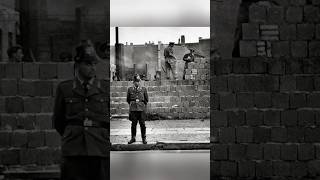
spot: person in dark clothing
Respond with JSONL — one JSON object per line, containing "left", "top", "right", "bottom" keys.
{"left": 182, "top": 48, "right": 204, "bottom": 80}
{"left": 127, "top": 74, "right": 149, "bottom": 144}
{"left": 53, "top": 44, "right": 109, "bottom": 180}
{"left": 164, "top": 42, "right": 177, "bottom": 80}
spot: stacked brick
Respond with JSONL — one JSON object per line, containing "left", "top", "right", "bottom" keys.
{"left": 212, "top": 0, "right": 320, "bottom": 177}
{"left": 211, "top": 56, "right": 320, "bottom": 179}
{"left": 111, "top": 80, "right": 210, "bottom": 119}
{"left": 184, "top": 58, "right": 210, "bottom": 80}
{"left": 0, "top": 62, "right": 107, "bottom": 171}
{"left": 240, "top": 1, "right": 320, "bottom": 58}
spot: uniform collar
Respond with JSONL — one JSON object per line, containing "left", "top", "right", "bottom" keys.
{"left": 73, "top": 76, "right": 100, "bottom": 97}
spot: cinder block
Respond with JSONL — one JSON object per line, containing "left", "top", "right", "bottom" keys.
{"left": 290, "top": 93, "right": 307, "bottom": 108}
{"left": 18, "top": 80, "right": 35, "bottom": 96}
{"left": 236, "top": 127, "right": 253, "bottom": 143}
{"left": 246, "top": 110, "right": 264, "bottom": 126}
{"left": 309, "top": 41, "right": 320, "bottom": 57}
{"left": 0, "top": 79, "right": 18, "bottom": 96}
{"left": 220, "top": 93, "right": 236, "bottom": 109}
{"left": 39, "top": 64, "right": 57, "bottom": 79}
{"left": 212, "top": 76, "right": 228, "bottom": 92}
{"left": 0, "top": 98, "right": 4, "bottom": 113}
{"left": 0, "top": 64, "right": 5, "bottom": 78}
{"left": 220, "top": 161, "right": 237, "bottom": 177}
{"left": 227, "top": 110, "right": 245, "bottom": 126}
{"left": 305, "top": 127, "right": 320, "bottom": 142}
{"left": 304, "top": 5, "right": 320, "bottom": 23}
{"left": 11, "top": 131, "right": 28, "bottom": 147}
{"left": 23, "top": 63, "right": 39, "bottom": 79}
{"left": 237, "top": 93, "right": 254, "bottom": 108}
{"left": 40, "top": 97, "right": 54, "bottom": 112}
{"left": 28, "top": 131, "right": 45, "bottom": 148}
{"left": 271, "top": 127, "right": 287, "bottom": 142}
{"left": 316, "top": 24, "right": 320, "bottom": 39}
{"left": 45, "top": 131, "right": 60, "bottom": 147}
{"left": 292, "top": 162, "right": 308, "bottom": 177}
{"left": 57, "top": 63, "right": 74, "bottom": 79}
{"left": 296, "top": 76, "right": 314, "bottom": 91}
{"left": 308, "top": 160, "right": 320, "bottom": 177}
{"left": 281, "top": 110, "right": 298, "bottom": 127}
{"left": 273, "top": 161, "right": 291, "bottom": 176}
{"left": 35, "top": 81, "right": 53, "bottom": 97}
{"left": 249, "top": 57, "right": 267, "bottom": 73}
{"left": 268, "top": 7, "right": 284, "bottom": 24}
{"left": 249, "top": 4, "right": 267, "bottom": 23}
{"left": 1, "top": 149, "right": 20, "bottom": 165}
{"left": 285, "top": 58, "right": 302, "bottom": 74}
{"left": 308, "top": 93, "right": 320, "bottom": 108}
{"left": 288, "top": 127, "right": 305, "bottom": 142}
{"left": 240, "top": 41, "right": 257, "bottom": 57}
{"left": 246, "top": 144, "right": 262, "bottom": 160}
{"left": 280, "top": 24, "right": 296, "bottom": 40}
{"left": 281, "top": 144, "right": 297, "bottom": 160}
{"left": 264, "top": 143, "right": 281, "bottom": 160}
{"left": 256, "top": 161, "right": 273, "bottom": 177}
{"left": 212, "top": 144, "right": 228, "bottom": 160}
{"left": 286, "top": 6, "right": 303, "bottom": 23}
{"left": 316, "top": 145, "right": 320, "bottom": 159}
{"left": 253, "top": 127, "right": 270, "bottom": 143}
{"left": 254, "top": 93, "right": 272, "bottom": 108}
{"left": 214, "top": 59, "right": 232, "bottom": 75}
{"left": 238, "top": 161, "right": 255, "bottom": 177}
{"left": 233, "top": 58, "right": 250, "bottom": 74}
{"left": 212, "top": 111, "right": 227, "bottom": 127}
{"left": 0, "top": 132, "right": 11, "bottom": 148}
{"left": 35, "top": 114, "right": 52, "bottom": 129}
{"left": 5, "top": 63, "right": 22, "bottom": 78}
{"left": 298, "top": 110, "right": 315, "bottom": 126}
{"left": 219, "top": 127, "right": 235, "bottom": 143}
{"left": 271, "top": 93, "right": 289, "bottom": 109}
{"left": 272, "top": 41, "right": 290, "bottom": 58}
{"left": 23, "top": 97, "right": 41, "bottom": 113}
{"left": 16, "top": 115, "right": 35, "bottom": 130}
{"left": 5, "top": 97, "right": 24, "bottom": 113}
{"left": 19, "top": 148, "right": 38, "bottom": 165}
{"left": 297, "top": 24, "right": 315, "bottom": 40}
{"left": 268, "top": 59, "right": 285, "bottom": 74}
{"left": 242, "top": 23, "right": 260, "bottom": 40}
{"left": 280, "top": 76, "right": 296, "bottom": 91}
{"left": 298, "top": 144, "right": 314, "bottom": 160}
{"left": 290, "top": 0, "right": 306, "bottom": 5}
{"left": 264, "top": 110, "right": 280, "bottom": 126}
{"left": 291, "top": 41, "right": 308, "bottom": 57}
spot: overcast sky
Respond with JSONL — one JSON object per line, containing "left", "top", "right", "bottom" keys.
{"left": 110, "top": 27, "right": 210, "bottom": 45}
{"left": 110, "top": 0, "right": 209, "bottom": 26}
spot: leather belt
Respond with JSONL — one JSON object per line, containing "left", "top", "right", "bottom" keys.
{"left": 67, "top": 119, "right": 108, "bottom": 129}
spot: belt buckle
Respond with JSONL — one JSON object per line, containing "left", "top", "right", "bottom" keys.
{"left": 84, "top": 119, "right": 93, "bottom": 127}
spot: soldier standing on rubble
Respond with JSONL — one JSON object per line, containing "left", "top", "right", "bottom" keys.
{"left": 164, "top": 42, "right": 177, "bottom": 80}
{"left": 53, "top": 44, "right": 109, "bottom": 180}
{"left": 182, "top": 48, "right": 204, "bottom": 80}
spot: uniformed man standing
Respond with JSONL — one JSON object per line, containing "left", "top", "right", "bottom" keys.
{"left": 127, "top": 74, "right": 149, "bottom": 144}
{"left": 53, "top": 45, "right": 109, "bottom": 180}
{"left": 182, "top": 48, "right": 204, "bottom": 80}
{"left": 164, "top": 42, "right": 177, "bottom": 80}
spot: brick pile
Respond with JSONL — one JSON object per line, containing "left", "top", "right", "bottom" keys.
{"left": 240, "top": 1, "right": 320, "bottom": 58}
{"left": 184, "top": 58, "right": 210, "bottom": 80}
{"left": 0, "top": 61, "right": 107, "bottom": 171}
{"left": 212, "top": 0, "right": 320, "bottom": 178}
{"left": 111, "top": 80, "right": 210, "bottom": 119}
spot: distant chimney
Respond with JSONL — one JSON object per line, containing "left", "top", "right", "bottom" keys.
{"left": 181, "top": 35, "right": 185, "bottom": 44}
{"left": 199, "top": 37, "right": 203, "bottom": 40}
{"left": 126, "top": 42, "right": 128, "bottom": 45}
{"left": 178, "top": 38, "right": 180, "bottom": 44}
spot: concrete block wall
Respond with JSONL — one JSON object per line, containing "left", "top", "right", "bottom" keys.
{"left": 184, "top": 57, "right": 210, "bottom": 80}
{"left": 211, "top": 1, "right": 320, "bottom": 179}
{"left": 0, "top": 61, "right": 108, "bottom": 171}
{"left": 111, "top": 79, "right": 210, "bottom": 120}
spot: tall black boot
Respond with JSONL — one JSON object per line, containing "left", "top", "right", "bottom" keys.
{"left": 140, "top": 123, "right": 147, "bottom": 144}
{"left": 128, "top": 125, "right": 136, "bottom": 144}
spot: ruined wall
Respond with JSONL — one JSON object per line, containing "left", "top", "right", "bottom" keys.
{"left": 110, "top": 79, "right": 210, "bottom": 120}
{"left": 211, "top": 0, "right": 320, "bottom": 179}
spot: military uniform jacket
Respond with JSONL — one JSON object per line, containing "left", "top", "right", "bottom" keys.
{"left": 53, "top": 78, "right": 109, "bottom": 157}
{"left": 164, "top": 46, "right": 176, "bottom": 62}
{"left": 127, "top": 86, "right": 148, "bottom": 112}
